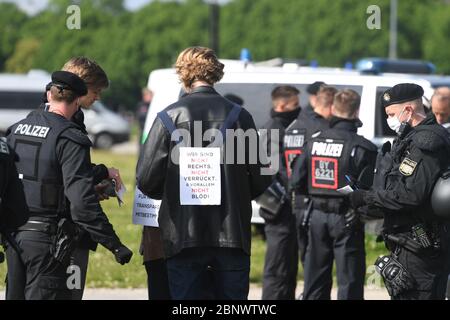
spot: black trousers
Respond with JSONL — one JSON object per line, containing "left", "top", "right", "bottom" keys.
{"left": 295, "top": 208, "right": 308, "bottom": 267}
{"left": 6, "top": 230, "right": 71, "bottom": 300}
{"left": 144, "top": 259, "right": 171, "bottom": 300}
{"left": 69, "top": 247, "right": 90, "bottom": 300}
{"left": 166, "top": 247, "right": 250, "bottom": 300}
{"left": 389, "top": 234, "right": 450, "bottom": 300}
{"left": 303, "top": 209, "right": 366, "bottom": 300}
{"left": 262, "top": 202, "right": 298, "bottom": 300}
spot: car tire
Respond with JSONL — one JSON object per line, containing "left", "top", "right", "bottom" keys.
{"left": 95, "top": 133, "right": 114, "bottom": 149}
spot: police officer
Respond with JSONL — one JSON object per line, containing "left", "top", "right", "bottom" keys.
{"left": 306, "top": 81, "right": 325, "bottom": 111}
{"left": 5, "top": 71, "right": 132, "bottom": 300}
{"left": 430, "top": 87, "right": 450, "bottom": 138}
{"left": 348, "top": 83, "right": 450, "bottom": 300}
{"left": 260, "top": 86, "right": 300, "bottom": 300}
{"left": 431, "top": 87, "right": 450, "bottom": 126}
{"left": 137, "top": 47, "right": 271, "bottom": 300}
{"left": 0, "top": 138, "right": 28, "bottom": 264}
{"left": 285, "top": 85, "right": 335, "bottom": 267}
{"left": 291, "top": 89, "right": 377, "bottom": 300}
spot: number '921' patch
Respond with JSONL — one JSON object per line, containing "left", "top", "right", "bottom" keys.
{"left": 399, "top": 158, "right": 418, "bottom": 176}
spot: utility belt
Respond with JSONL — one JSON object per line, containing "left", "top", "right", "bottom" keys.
{"left": 17, "top": 219, "right": 58, "bottom": 235}
{"left": 311, "top": 197, "right": 347, "bottom": 214}
{"left": 383, "top": 223, "right": 448, "bottom": 257}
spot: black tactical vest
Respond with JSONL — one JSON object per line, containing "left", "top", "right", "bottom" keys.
{"left": 7, "top": 109, "right": 79, "bottom": 217}
{"left": 0, "top": 139, "right": 11, "bottom": 212}
{"left": 283, "top": 110, "right": 328, "bottom": 178}
{"left": 283, "top": 119, "right": 307, "bottom": 178}
{"left": 307, "top": 128, "right": 367, "bottom": 197}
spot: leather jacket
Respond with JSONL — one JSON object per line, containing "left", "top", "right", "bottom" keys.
{"left": 137, "top": 86, "right": 272, "bottom": 258}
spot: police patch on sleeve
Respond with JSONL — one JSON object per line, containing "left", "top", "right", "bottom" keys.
{"left": 399, "top": 158, "right": 418, "bottom": 176}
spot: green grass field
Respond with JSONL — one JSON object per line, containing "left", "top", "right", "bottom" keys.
{"left": 0, "top": 148, "right": 388, "bottom": 289}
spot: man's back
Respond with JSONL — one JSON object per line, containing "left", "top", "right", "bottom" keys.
{"left": 137, "top": 86, "right": 271, "bottom": 258}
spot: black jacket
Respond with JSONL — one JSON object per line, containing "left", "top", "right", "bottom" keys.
{"left": 261, "top": 108, "right": 300, "bottom": 189}
{"left": 36, "top": 106, "right": 108, "bottom": 250}
{"left": 7, "top": 110, "right": 122, "bottom": 252}
{"left": 292, "top": 104, "right": 329, "bottom": 136}
{"left": 291, "top": 117, "right": 378, "bottom": 212}
{"left": 38, "top": 105, "right": 109, "bottom": 184}
{"left": 137, "top": 86, "right": 272, "bottom": 258}
{"left": 363, "top": 113, "right": 450, "bottom": 230}
{"left": 0, "top": 140, "right": 28, "bottom": 232}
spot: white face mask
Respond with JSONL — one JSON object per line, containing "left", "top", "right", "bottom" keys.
{"left": 387, "top": 115, "right": 402, "bottom": 133}
{"left": 387, "top": 108, "right": 410, "bottom": 133}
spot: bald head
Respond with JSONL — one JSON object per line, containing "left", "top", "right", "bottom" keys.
{"left": 431, "top": 87, "right": 450, "bottom": 124}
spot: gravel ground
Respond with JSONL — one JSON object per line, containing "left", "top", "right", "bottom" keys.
{"left": 0, "top": 283, "right": 389, "bottom": 300}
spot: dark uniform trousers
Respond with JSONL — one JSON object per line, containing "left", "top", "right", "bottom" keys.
{"left": 294, "top": 199, "right": 308, "bottom": 266}
{"left": 6, "top": 230, "right": 71, "bottom": 300}
{"left": 392, "top": 247, "right": 449, "bottom": 300}
{"left": 303, "top": 208, "right": 366, "bottom": 300}
{"left": 389, "top": 227, "right": 450, "bottom": 300}
{"left": 262, "top": 201, "right": 298, "bottom": 300}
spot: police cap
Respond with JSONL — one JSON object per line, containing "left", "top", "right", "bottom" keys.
{"left": 51, "top": 71, "right": 87, "bottom": 97}
{"left": 381, "top": 83, "right": 424, "bottom": 108}
{"left": 306, "top": 81, "right": 326, "bottom": 95}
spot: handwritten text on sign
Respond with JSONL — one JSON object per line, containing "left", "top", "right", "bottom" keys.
{"left": 132, "top": 187, "right": 161, "bottom": 227}
{"left": 179, "top": 147, "right": 221, "bottom": 205}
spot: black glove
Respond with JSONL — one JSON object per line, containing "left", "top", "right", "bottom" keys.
{"left": 113, "top": 244, "right": 133, "bottom": 265}
{"left": 375, "top": 255, "right": 417, "bottom": 297}
{"left": 347, "top": 190, "right": 366, "bottom": 209}
{"left": 381, "top": 141, "right": 391, "bottom": 155}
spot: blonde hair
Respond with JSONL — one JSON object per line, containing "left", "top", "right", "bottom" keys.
{"left": 333, "top": 89, "right": 361, "bottom": 118}
{"left": 175, "top": 47, "right": 224, "bottom": 88}
{"left": 62, "top": 57, "right": 109, "bottom": 90}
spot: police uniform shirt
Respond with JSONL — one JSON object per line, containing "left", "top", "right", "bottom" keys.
{"left": 364, "top": 113, "right": 450, "bottom": 226}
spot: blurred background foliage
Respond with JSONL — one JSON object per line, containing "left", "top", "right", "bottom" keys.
{"left": 0, "top": 0, "right": 449, "bottom": 109}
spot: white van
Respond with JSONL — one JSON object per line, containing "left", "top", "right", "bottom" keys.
{"left": 143, "top": 60, "right": 450, "bottom": 224}
{"left": 0, "top": 70, "right": 49, "bottom": 135}
{"left": 0, "top": 70, "right": 130, "bottom": 148}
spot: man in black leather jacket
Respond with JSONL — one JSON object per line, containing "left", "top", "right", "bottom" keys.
{"left": 137, "top": 47, "right": 272, "bottom": 300}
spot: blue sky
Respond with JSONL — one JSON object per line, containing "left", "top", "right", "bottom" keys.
{"left": 1, "top": 0, "right": 230, "bottom": 15}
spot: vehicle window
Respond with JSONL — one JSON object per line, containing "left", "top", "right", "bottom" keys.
{"left": 0, "top": 91, "right": 43, "bottom": 110}
{"left": 215, "top": 83, "right": 363, "bottom": 129}
{"left": 375, "top": 86, "right": 396, "bottom": 137}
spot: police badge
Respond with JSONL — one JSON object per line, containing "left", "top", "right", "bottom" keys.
{"left": 399, "top": 158, "right": 418, "bottom": 176}
{"left": 383, "top": 93, "right": 391, "bottom": 102}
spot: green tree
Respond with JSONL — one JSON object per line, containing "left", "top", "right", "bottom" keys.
{"left": 5, "top": 38, "right": 41, "bottom": 73}
{"left": 422, "top": 1, "right": 450, "bottom": 73}
{"left": 0, "top": 3, "right": 28, "bottom": 70}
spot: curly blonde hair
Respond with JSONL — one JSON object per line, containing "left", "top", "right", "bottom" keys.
{"left": 175, "top": 47, "right": 224, "bottom": 88}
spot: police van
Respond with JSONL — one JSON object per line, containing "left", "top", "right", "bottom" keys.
{"left": 0, "top": 70, "right": 130, "bottom": 148}
{"left": 142, "top": 58, "right": 450, "bottom": 224}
